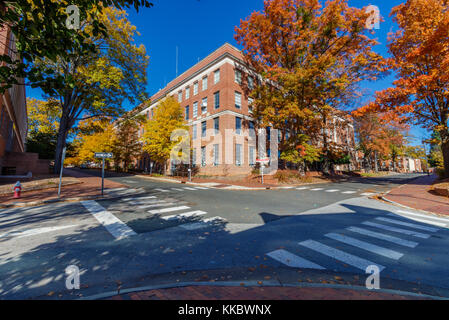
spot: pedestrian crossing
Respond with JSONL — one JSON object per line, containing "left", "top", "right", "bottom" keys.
{"left": 96, "top": 193, "right": 227, "bottom": 237}
{"left": 294, "top": 186, "right": 374, "bottom": 197}
{"left": 266, "top": 213, "right": 446, "bottom": 274}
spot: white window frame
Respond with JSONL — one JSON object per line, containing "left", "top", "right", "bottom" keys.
{"left": 214, "top": 69, "right": 220, "bottom": 84}
{"left": 235, "top": 144, "right": 242, "bottom": 166}
{"left": 201, "top": 97, "right": 208, "bottom": 114}
{"left": 193, "top": 82, "right": 198, "bottom": 95}
{"left": 213, "top": 144, "right": 219, "bottom": 166}
{"left": 235, "top": 69, "right": 242, "bottom": 84}
{"left": 202, "top": 76, "right": 208, "bottom": 91}
{"left": 186, "top": 87, "right": 190, "bottom": 99}
{"left": 193, "top": 101, "right": 198, "bottom": 118}
{"left": 235, "top": 92, "right": 242, "bottom": 109}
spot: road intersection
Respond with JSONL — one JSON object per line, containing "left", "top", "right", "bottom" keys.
{"left": 1, "top": 172, "right": 449, "bottom": 299}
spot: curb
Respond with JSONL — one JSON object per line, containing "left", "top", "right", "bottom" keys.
{"left": 80, "top": 280, "right": 448, "bottom": 301}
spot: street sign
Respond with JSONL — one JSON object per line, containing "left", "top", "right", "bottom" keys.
{"left": 95, "top": 153, "right": 113, "bottom": 159}
{"left": 95, "top": 152, "right": 113, "bottom": 196}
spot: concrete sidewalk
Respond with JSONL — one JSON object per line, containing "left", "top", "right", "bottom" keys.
{"left": 0, "top": 169, "right": 126, "bottom": 207}
{"left": 107, "top": 285, "right": 429, "bottom": 300}
{"left": 384, "top": 174, "right": 449, "bottom": 216}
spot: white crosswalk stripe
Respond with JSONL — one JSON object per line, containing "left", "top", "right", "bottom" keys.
{"left": 375, "top": 217, "right": 439, "bottom": 232}
{"left": 299, "top": 239, "right": 385, "bottom": 271}
{"left": 138, "top": 202, "right": 174, "bottom": 209}
{"left": 341, "top": 191, "right": 357, "bottom": 194}
{"left": 162, "top": 210, "right": 207, "bottom": 221}
{"left": 183, "top": 187, "right": 198, "bottom": 191}
{"left": 325, "top": 189, "right": 340, "bottom": 193}
{"left": 362, "top": 221, "right": 430, "bottom": 239}
{"left": 192, "top": 186, "right": 209, "bottom": 190}
{"left": 266, "top": 249, "right": 325, "bottom": 269}
{"left": 325, "top": 233, "right": 403, "bottom": 260}
{"left": 296, "top": 187, "right": 309, "bottom": 190}
{"left": 171, "top": 188, "right": 185, "bottom": 192}
{"left": 179, "top": 217, "right": 226, "bottom": 230}
{"left": 311, "top": 188, "right": 324, "bottom": 191}
{"left": 122, "top": 196, "right": 157, "bottom": 202}
{"left": 346, "top": 226, "right": 419, "bottom": 248}
{"left": 154, "top": 188, "right": 170, "bottom": 193}
{"left": 387, "top": 213, "right": 447, "bottom": 227}
{"left": 148, "top": 206, "right": 190, "bottom": 215}
{"left": 396, "top": 210, "right": 449, "bottom": 223}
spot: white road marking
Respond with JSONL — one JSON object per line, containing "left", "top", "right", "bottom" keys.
{"left": 193, "top": 186, "right": 209, "bottom": 190}
{"left": 396, "top": 210, "right": 449, "bottom": 223}
{"left": 362, "top": 221, "right": 430, "bottom": 239}
{"left": 183, "top": 187, "right": 198, "bottom": 191}
{"left": 0, "top": 225, "right": 78, "bottom": 239}
{"left": 342, "top": 191, "right": 357, "bottom": 194}
{"left": 361, "top": 193, "right": 376, "bottom": 196}
{"left": 179, "top": 217, "right": 225, "bottom": 230}
{"left": 122, "top": 196, "right": 157, "bottom": 202}
{"left": 296, "top": 187, "right": 309, "bottom": 190}
{"left": 138, "top": 202, "right": 174, "bottom": 209}
{"left": 154, "top": 188, "right": 170, "bottom": 193}
{"left": 81, "top": 200, "right": 136, "bottom": 239}
{"left": 388, "top": 213, "right": 447, "bottom": 227}
{"left": 325, "top": 233, "right": 403, "bottom": 260}
{"left": 124, "top": 180, "right": 137, "bottom": 184}
{"left": 161, "top": 210, "right": 207, "bottom": 221}
{"left": 299, "top": 240, "right": 385, "bottom": 271}
{"left": 171, "top": 188, "right": 185, "bottom": 192}
{"left": 266, "top": 249, "right": 325, "bottom": 269}
{"left": 148, "top": 206, "right": 191, "bottom": 215}
{"left": 347, "top": 226, "right": 418, "bottom": 248}
{"left": 375, "top": 217, "right": 439, "bottom": 232}
{"left": 311, "top": 188, "right": 324, "bottom": 191}
{"left": 325, "top": 189, "right": 340, "bottom": 193}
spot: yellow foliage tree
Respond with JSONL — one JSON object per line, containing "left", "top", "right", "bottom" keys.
{"left": 142, "top": 97, "right": 187, "bottom": 173}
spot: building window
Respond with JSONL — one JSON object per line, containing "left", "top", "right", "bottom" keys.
{"left": 185, "top": 105, "right": 190, "bottom": 120}
{"left": 201, "top": 121, "right": 207, "bottom": 138}
{"left": 235, "top": 117, "right": 242, "bottom": 135}
{"left": 202, "top": 76, "right": 208, "bottom": 91}
{"left": 151, "top": 109, "right": 154, "bottom": 118}
{"left": 193, "top": 82, "right": 198, "bottom": 95}
{"left": 193, "top": 124, "right": 197, "bottom": 140}
{"left": 147, "top": 110, "right": 150, "bottom": 119}
{"left": 178, "top": 91, "right": 182, "bottom": 102}
{"left": 214, "top": 69, "right": 220, "bottom": 84}
{"left": 201, "top": 97, "right": 208, "bottom": 114}
{"left": 186, "top": 87, "right": 190, "bottom": 99}
{"left": 235, "top": 92, "right": 242, "bottom": 109}
{"left": 235, "top": 144, "right": 242, "bottom": 166}
{"left": 214, "top": 91, "right": 220, "bottom": 109}
{"left": 213, "top": 144, "right": 219, "bottom": 166}
{"left": 201, "top": 146, "right": 206, "bottom": 167}
{"left": 193, "top": 102, "right": 198, "bottom": 118}
{"left": 214, "top": 117, "right": 219, "bottom": 135}
{"left": 248, "top": 76, "right": 254, "bottom": 90}
{"left": 235, "top": 69, "right": 242, "bottom": 84}
{"left": 249, "top": 146, "right": 255, "bottom": 166}
{"left": 192, "top": 148, "right": 197, "bottom": 167}
{"left": 248, "top": 97, "right": 254, "bottom": 113}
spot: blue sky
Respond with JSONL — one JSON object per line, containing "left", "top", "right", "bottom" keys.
{"left": 28, "top": 0, "right": 429, "bottom": 145}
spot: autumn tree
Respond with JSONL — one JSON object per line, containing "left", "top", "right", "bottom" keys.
{"left": 235, "top": 0, "right": 385, "bottom": 173}
{"left": 113, "top": 114, "right": 145, "bottom": 172}
{"left": 32, "top": 6, "right": 148, "bottom": 174}
{"left": 359, "top": 0, "right": 449, "bottom": 177}
{"left": 0, "top": 0, "right": 152, "bottom": 93}
{"left": 142, "top": 97, "right": 187, "bottom": 174}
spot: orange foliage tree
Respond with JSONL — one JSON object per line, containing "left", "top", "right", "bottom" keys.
{"left": 235, "top": 0, "right": 386, "bottom": 173}
{"left": 358, "top": 0, "right": 449, "bottom": 177}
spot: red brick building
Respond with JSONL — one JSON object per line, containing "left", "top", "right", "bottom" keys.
{"left": 134, "top": 43, "right": 356, "bottom": 176}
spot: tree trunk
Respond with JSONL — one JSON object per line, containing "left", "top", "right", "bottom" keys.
{"left": 54, "top": 112, "right": 71, "bottom": 174}
{"left": 441, "top": 140, "right": 449, "bottom": 178}
{"left": 374, "top": 151, "right": 378, "bottom": 172}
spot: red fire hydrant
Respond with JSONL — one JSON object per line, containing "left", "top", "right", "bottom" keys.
{"left": 13, "top": 181, "right": 21, "bottom": 199}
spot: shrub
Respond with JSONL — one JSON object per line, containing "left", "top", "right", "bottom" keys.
{"left": 436, "top": 167, "right": 446, "bottom": 179}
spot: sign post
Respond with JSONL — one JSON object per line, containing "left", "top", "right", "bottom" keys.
{"left": 256, "top": 158, "right": 270, "bottom": 184}
{"left": 58, "top": 147, "right": 67, "bottom": 198}
{"left": 95, "top": 152, "right": 113, "bottom": 196}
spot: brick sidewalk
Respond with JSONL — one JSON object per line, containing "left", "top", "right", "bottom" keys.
{"left": 108, "top": 286, "right": 427, "bottom": 300}
{"left": 0, "top": 169, "right": 125, "bottom": 205}
{"left": 384, "top": 174, "right": 449, "bottom": 216}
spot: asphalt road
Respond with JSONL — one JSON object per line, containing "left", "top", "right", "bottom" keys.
{"left": 2, "top": 172, "right": 449, "bottom": 299}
